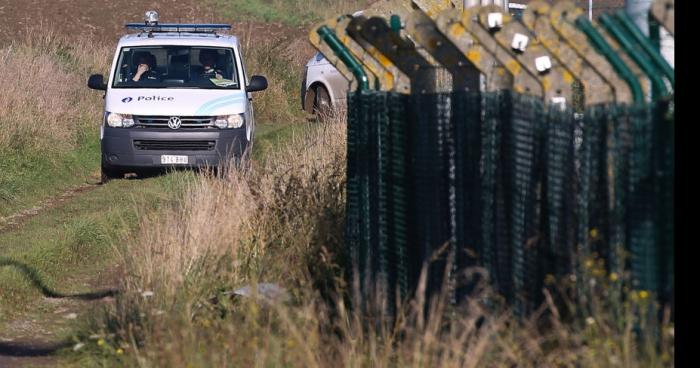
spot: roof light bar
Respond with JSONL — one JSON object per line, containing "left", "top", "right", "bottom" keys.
{"left": 125, "top": 23, "right": 232, "bottom": 32}
{"left": 126, "top": 10, "right": 231, "bottom": 35}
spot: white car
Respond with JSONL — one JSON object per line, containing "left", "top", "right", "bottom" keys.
{"left": 87, "top": 11, "right": 267, "bottom": 182}
{"left": 301, "top": 52, "right": 349, "bottom": 116}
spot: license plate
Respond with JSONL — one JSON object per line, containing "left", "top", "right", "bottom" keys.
{"left": 161, "top": 155, "right": 189, "bottom": 165}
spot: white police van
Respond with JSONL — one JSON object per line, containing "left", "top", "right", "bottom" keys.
{"left": 88, "top": 11, "right": 267, "bottom": 182}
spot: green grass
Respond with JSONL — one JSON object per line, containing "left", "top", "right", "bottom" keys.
{"left": 0, "top": 128, "right": 100, "bottom": 218}
{"left": 0, "top": 119, "right": 308, "bottom": 332}
{"left": 0, "top": 171, "right": 197, "bottom": 327}
{"left": 254, "top": 121, "right": 306, "bottom": 162}
{"left": 0, "top": 21, "right": 337, "bottom": 365}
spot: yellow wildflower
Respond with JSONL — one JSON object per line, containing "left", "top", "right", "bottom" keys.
{"left": 544, "top": 274, "right": 555, "bottom": 285}
{"left": 589, "top": 228, "right": 599, "bottom": 239}
{"left": 97, "top": 339, "right": 105, "bottom": 347}
{"left": 116, "top": 348, "right": 124, "bottom": 355}
{"left": 609, "top": 272, "right": 619, "bottom": 282}
{"left": 639, "top": 290, "right": 650, "bottom": 300}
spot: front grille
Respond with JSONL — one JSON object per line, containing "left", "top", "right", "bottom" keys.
{"left": 133, "top": 140, "right": 216, "bottom": 151}
{"left": 134, "top": 115, "right": 215, "bottom": 129}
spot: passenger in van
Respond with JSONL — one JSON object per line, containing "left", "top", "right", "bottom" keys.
{"left": 131, "top": 52, "right": 160, "bottom": 82}
{"left": 197, "top": 49, "right": 224, "bottom": 80}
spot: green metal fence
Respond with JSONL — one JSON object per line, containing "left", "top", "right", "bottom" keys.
{"left": 317, "top": 0, "right": 674, "bottom": 316}
{"left": 345, "top": 90, "right": 673, "bottom": 315}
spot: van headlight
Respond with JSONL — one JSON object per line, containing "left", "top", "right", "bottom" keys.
{"left": 105, "top": 112, "right": 135, "bottom": 128}
{"left": 214, "top": 114, "right": 245, "bottom": 129}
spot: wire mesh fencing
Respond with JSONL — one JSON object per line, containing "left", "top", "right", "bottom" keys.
{"left": 345, "top": 89, "right": 674, "bottom": 316}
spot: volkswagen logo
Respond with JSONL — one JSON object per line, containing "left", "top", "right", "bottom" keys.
{"left": 168, "top": 116, "right": 182, "bottom": 130}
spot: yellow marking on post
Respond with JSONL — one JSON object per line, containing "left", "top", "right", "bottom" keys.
{"left": 563, "top": 70, "right": 574, "bottom": 84}
{"left": 378, "top": 55, "right": 394, "bottom": 69}
{"left": 467, "top": 50, "right": 481, "bottom": 64}
{"left": 449, "top": 24, "right": 466, "bottom": 38}
{"left": 497, "top": 68, "right": 506, "bottom": 76}
{"left": 506, "top": 59, "right": 521, "bottom": 76}
{"left": 542, "top": 77, "right": 551, "bottom": 92}
{"left": 384, "top": 72, "right": 395, "bottom": 88}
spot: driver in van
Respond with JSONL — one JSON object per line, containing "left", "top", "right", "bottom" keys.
{"left": 131, "top": 52, "right": 160, "bottom": 82}
{"left": 198, "top": 49, "right": 224, "bottom": 80}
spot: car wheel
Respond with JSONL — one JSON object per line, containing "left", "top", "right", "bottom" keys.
{"left": 314, "top": 85, "right": 332, "bottom": 120}
{"left": 101, "top": 164, "right": 122, "bottom": 184}
{"left": 304, "top": 87, "right": 317, "bottom": 114}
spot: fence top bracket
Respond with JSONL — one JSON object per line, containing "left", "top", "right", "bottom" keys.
{"left": 475, "top": 5, "right": 574, "bottom": 106}
{"left": 574, "top": 16, "right": 646, "bottom": 105}
{"left": 352, "top": 15, "right": 438, "bottom": 94}
{"left": 434, "top": 9, "right": 514, "bottom": 92}
{"left": 324, "top": 16, "right": 379, "bottom": 90}
{"left": 334, "top": 15, "right": 394, "bottom": 91}
{"left": 309, "top": 21, "right": 359, "bottom": 90}
{"left": 459, "top": 7, "right": 542, "bottom": 97}
{"left": 598, "top": 13, "right": 668, "bottom": 99}
{"left": 347, "top": 15, "right": 413, "bottom": 94}
{"left": 610, "top": 11, "right": 674, "bottom": 90}
{"left": 549, "top": 1, "right": 634, "bottom": 104}
{"left": 522, "top": 1, "right": 615, "bottom": 105}
{"left": 405, "top": 7, "right": 481, "bottom": 92}
{"left": 651, "top": 0, "right": 674, "bottom": 36}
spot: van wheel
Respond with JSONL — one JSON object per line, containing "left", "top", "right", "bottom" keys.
{"left": 304, "top": 87, "right": 317, "bottom": 114}
{"left": 101, "top": 165, "right": 122, "bottom": 184}
{"left": 314, "top": 85, "right": 332, "bottom": 120}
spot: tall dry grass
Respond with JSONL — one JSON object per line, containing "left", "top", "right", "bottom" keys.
{"left": 236, "top": 22, "right": 320, "bottom": 125}
{"left": 0, "top": 30, "right": 110, "bottom": 154}
{"left": 88, "top": 114, "right": 672, "bottom": 367}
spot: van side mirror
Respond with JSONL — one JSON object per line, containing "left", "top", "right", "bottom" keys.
{"left": 246, "top": 75, "right": 268, "bottom": 93}
{"left": 88, "top": 74, "right": 107, "bottom": 91}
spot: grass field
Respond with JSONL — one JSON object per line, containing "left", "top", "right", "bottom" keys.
{"left": 0, "top": 171, "right": 195, "bottom": 333}
{"left": 0, "top": 18, "right": 310, "bottom": 365}
{"left": 0, "top": 33, "right": 109, "bottom": 217}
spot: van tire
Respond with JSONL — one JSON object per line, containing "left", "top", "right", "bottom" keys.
{"left": 314, "top": 85, "right": 332, "bottom": 120}
{"left": 304, "top": 87, "right": 317, "bottom": 114}
{"left": 101, "top": 165, "right": 122, "bottom": 184}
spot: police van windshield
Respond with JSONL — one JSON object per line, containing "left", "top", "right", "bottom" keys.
{"left": 112, "top": 46, "right": 239, "bottom": 89}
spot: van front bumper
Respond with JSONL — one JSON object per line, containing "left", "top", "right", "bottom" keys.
{"left": 101, "top": 126, "right": 248, "bottom": 171}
